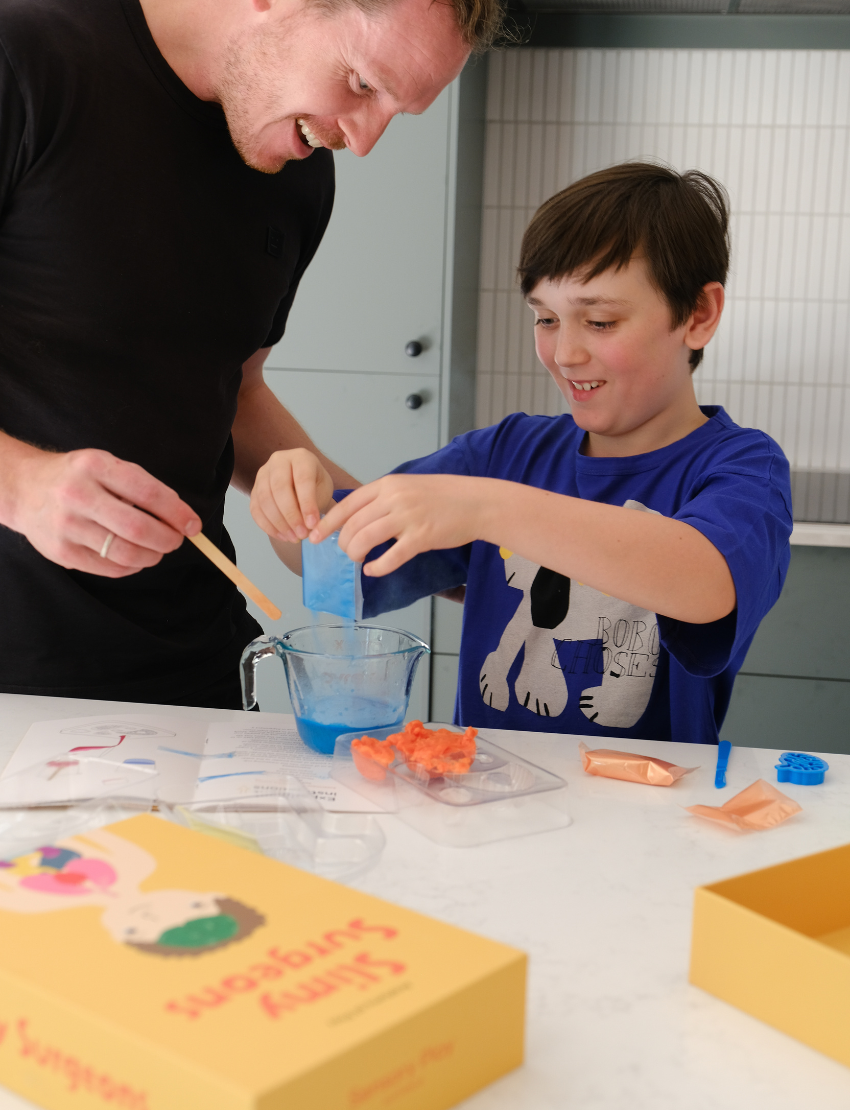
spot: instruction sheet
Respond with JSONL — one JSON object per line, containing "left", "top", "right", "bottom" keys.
{"left": 0, "top": 713, "right": 379, "bottom": 812}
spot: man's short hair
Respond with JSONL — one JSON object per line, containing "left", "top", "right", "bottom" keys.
{"left": 518, "top": 162, "right": 730, "bottom": 369}
{"left": 315, "top": 0, "right": 505, "bottom": 51}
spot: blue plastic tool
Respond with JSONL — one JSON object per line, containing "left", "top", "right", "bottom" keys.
{"left": 714, "top": 739, "right": 731, "bottom": 788}
{"left": 775, "top": 752, "right": 828, "bottom": 785}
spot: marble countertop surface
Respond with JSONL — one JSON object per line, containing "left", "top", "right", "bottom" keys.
{"left": 0, "top": 693, "right": 849, "bottom": 1109}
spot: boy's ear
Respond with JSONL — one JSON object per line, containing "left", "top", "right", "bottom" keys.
{"left": 684, "top": 282, "right": 724, "bottom": 355}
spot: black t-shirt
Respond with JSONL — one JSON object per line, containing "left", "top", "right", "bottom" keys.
{"left": 0, "top": 0, "right": 334, "bottom": 700}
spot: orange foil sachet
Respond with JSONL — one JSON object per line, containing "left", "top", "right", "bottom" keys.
{"left": 579, "top": 742, "right": 697, "bottom": 787}
{"left": 351, "top": 721, "right": 478, "bottom": 782}
{"left": 686, "top": 778, "right": 802, "bottom": 831}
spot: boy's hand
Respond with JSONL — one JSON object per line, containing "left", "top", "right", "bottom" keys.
{"left": 310, "top": 474, "right": 487, "bottom": 575}
{"left": 251, "top": 448, "right": 335, "bottom": 542}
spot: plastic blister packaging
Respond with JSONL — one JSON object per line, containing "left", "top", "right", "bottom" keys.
{"left": 0, "top": 757, "right": 158, "bottom": 860}
{"left": 161, "top": 774, "right": 385, "bottom": 882}
{"left": 301, "top": 531, "right": 363, "bottom": 620}
{"left": 0, "top": 755, "right": 158, "bottom": 808}
{"left": 332, "top": 725, "right": 571, "bottom": 847}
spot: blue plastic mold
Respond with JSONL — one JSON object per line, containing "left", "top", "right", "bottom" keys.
{"left": 775, "top": 752, "right": 828, "bottom": 786}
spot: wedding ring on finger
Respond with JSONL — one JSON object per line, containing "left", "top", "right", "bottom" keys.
{"left": 99, "top": 532, "right": 116, "bottom": 560}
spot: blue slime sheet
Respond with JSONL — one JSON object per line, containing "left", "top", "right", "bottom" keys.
{"left": 301, "top": 532, "right": 363, "bottom": 620}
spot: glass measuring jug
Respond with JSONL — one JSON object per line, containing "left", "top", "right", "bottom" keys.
{"left": 240, "top": 625, "right": 430, "bottom": 755}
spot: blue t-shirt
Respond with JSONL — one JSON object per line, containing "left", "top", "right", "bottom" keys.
{"left": 357, "top": 406, "right": 792, "bottom": 745}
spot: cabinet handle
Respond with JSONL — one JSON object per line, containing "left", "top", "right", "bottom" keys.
{"left": 405, "top": 340, "right": 423, "bottom": 358}
{"left": 405, "top": 393, "right": 423, "bottom": 410}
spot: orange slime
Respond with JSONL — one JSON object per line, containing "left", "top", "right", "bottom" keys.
{"left": 351, "top": 721, "right": 478, "bottom": 781}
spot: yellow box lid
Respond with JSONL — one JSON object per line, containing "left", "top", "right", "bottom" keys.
{"left": 0, "top": 815, "right": 524, "bottom": 1095}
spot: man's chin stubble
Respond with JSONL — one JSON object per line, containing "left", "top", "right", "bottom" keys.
{"left": 228, "top": 128, "right": 294, "bottom": 173}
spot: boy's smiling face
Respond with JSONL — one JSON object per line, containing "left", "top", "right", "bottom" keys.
{"left": 528, "top": 256, "right": 723, "bottom": 457}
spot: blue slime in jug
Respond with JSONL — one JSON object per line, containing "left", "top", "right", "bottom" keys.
{"left": 295, "top": 696, "right": 405, "bottom": 755}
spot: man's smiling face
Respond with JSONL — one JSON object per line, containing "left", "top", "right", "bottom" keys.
{"left": 214, "top": 0, "right": 469, "bottom": 172}
{"left": 528, "top": 257, "right": 711, "bottom": 453}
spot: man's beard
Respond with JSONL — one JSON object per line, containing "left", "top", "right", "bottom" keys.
{"left": 215, "top": 26, "right": 295, "bottom": 174}
{"left": 214, "top": 25, "right": 346, "bottom": 173}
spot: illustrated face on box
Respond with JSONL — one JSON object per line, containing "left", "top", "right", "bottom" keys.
{"left": 0, "top": 828, "right": 264, "bottom": 957}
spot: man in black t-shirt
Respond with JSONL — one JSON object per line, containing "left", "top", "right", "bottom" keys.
{"left": 0, "top": 0, "right": 489, "bottom": 706}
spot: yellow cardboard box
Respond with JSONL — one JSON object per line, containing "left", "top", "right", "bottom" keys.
{"left": 690, "top": 842, "right": 850, "bottom": 1067}
{"left": 0, "top": 815, "right": 525, "bottom": 1110}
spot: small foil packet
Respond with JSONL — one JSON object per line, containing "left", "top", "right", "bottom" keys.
{"left": 686, "top": 778, "right": 802, "bottom": 831}
{"left": 301, "top": 530, "right": 363, "bottom": 620}
{"left": 579, "top": 742, "right": 697, "bottom": 787}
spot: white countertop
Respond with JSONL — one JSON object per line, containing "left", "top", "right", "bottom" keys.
{"left": 1, "top": 693, "right": 849, "bottom": 1109}
{"left": 791, "top": 521, "right": 850, "bottom": 547}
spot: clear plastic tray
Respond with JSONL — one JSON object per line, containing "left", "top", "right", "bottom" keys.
{"left": 161, "top": 774, "right": 385, "bottom": 883}
{"left": 0, "top": 755, "right": 158, "bottom": 808}
{"left": 332, "top": 724, "right": 571, "bottom": 847}
{"left": 0, "top": 756, "right": 158, "bottom": 860}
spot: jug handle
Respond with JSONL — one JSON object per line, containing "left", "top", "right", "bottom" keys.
{"left": 240, "top": 638, "right": 278, "bottom": 711}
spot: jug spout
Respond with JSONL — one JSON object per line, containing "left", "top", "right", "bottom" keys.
{"left": 240, "top": 637, "right": 279, "bottom": 711}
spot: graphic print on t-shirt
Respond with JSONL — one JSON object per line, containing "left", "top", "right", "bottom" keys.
{"left": 478, "top": 500, "right": 660, "bottom": 728}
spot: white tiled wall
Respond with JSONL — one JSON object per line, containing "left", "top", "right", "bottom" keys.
{"left": 477, "top": 48, "right": 850, "bottom": 475}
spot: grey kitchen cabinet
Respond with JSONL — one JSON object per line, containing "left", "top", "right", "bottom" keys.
{"left": 265, "top": 129, "right": 446, "bottom": 378}
{"left": 721, "top": 544, "right": 850, "bottom": 754}
{"left": 223, "top": 61, "right": 487, "bottom": 717}
{"left": 430, "top": 595, "right": 465, "bottom": 722}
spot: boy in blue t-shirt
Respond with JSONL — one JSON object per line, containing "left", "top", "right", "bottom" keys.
{"left": 251, "top": 162, "right": 793, "bottom": 745}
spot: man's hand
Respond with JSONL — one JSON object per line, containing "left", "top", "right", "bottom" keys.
{"left": 2, "top": 440, "right": 201, "bottom": 578}
{"left": 250, "top": 448, "right": 335, "bottom": 543}
{"left": 310, "top": 473, "right": 483, "bottom": 575}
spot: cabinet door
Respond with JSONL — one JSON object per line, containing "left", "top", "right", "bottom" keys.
{"left": 265, "top": 89, "right": 451, "bottom": 377}
{"left": 224, "top": 369, "right": 440, "bottom": 716}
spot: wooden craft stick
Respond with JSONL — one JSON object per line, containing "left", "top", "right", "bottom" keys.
{"left": 188, "top": 533, "right": 282, "bottom": 621}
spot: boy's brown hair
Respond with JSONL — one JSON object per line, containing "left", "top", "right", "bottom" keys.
{"left": 517, "top": 162, "right": 730, "bottom": 369}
